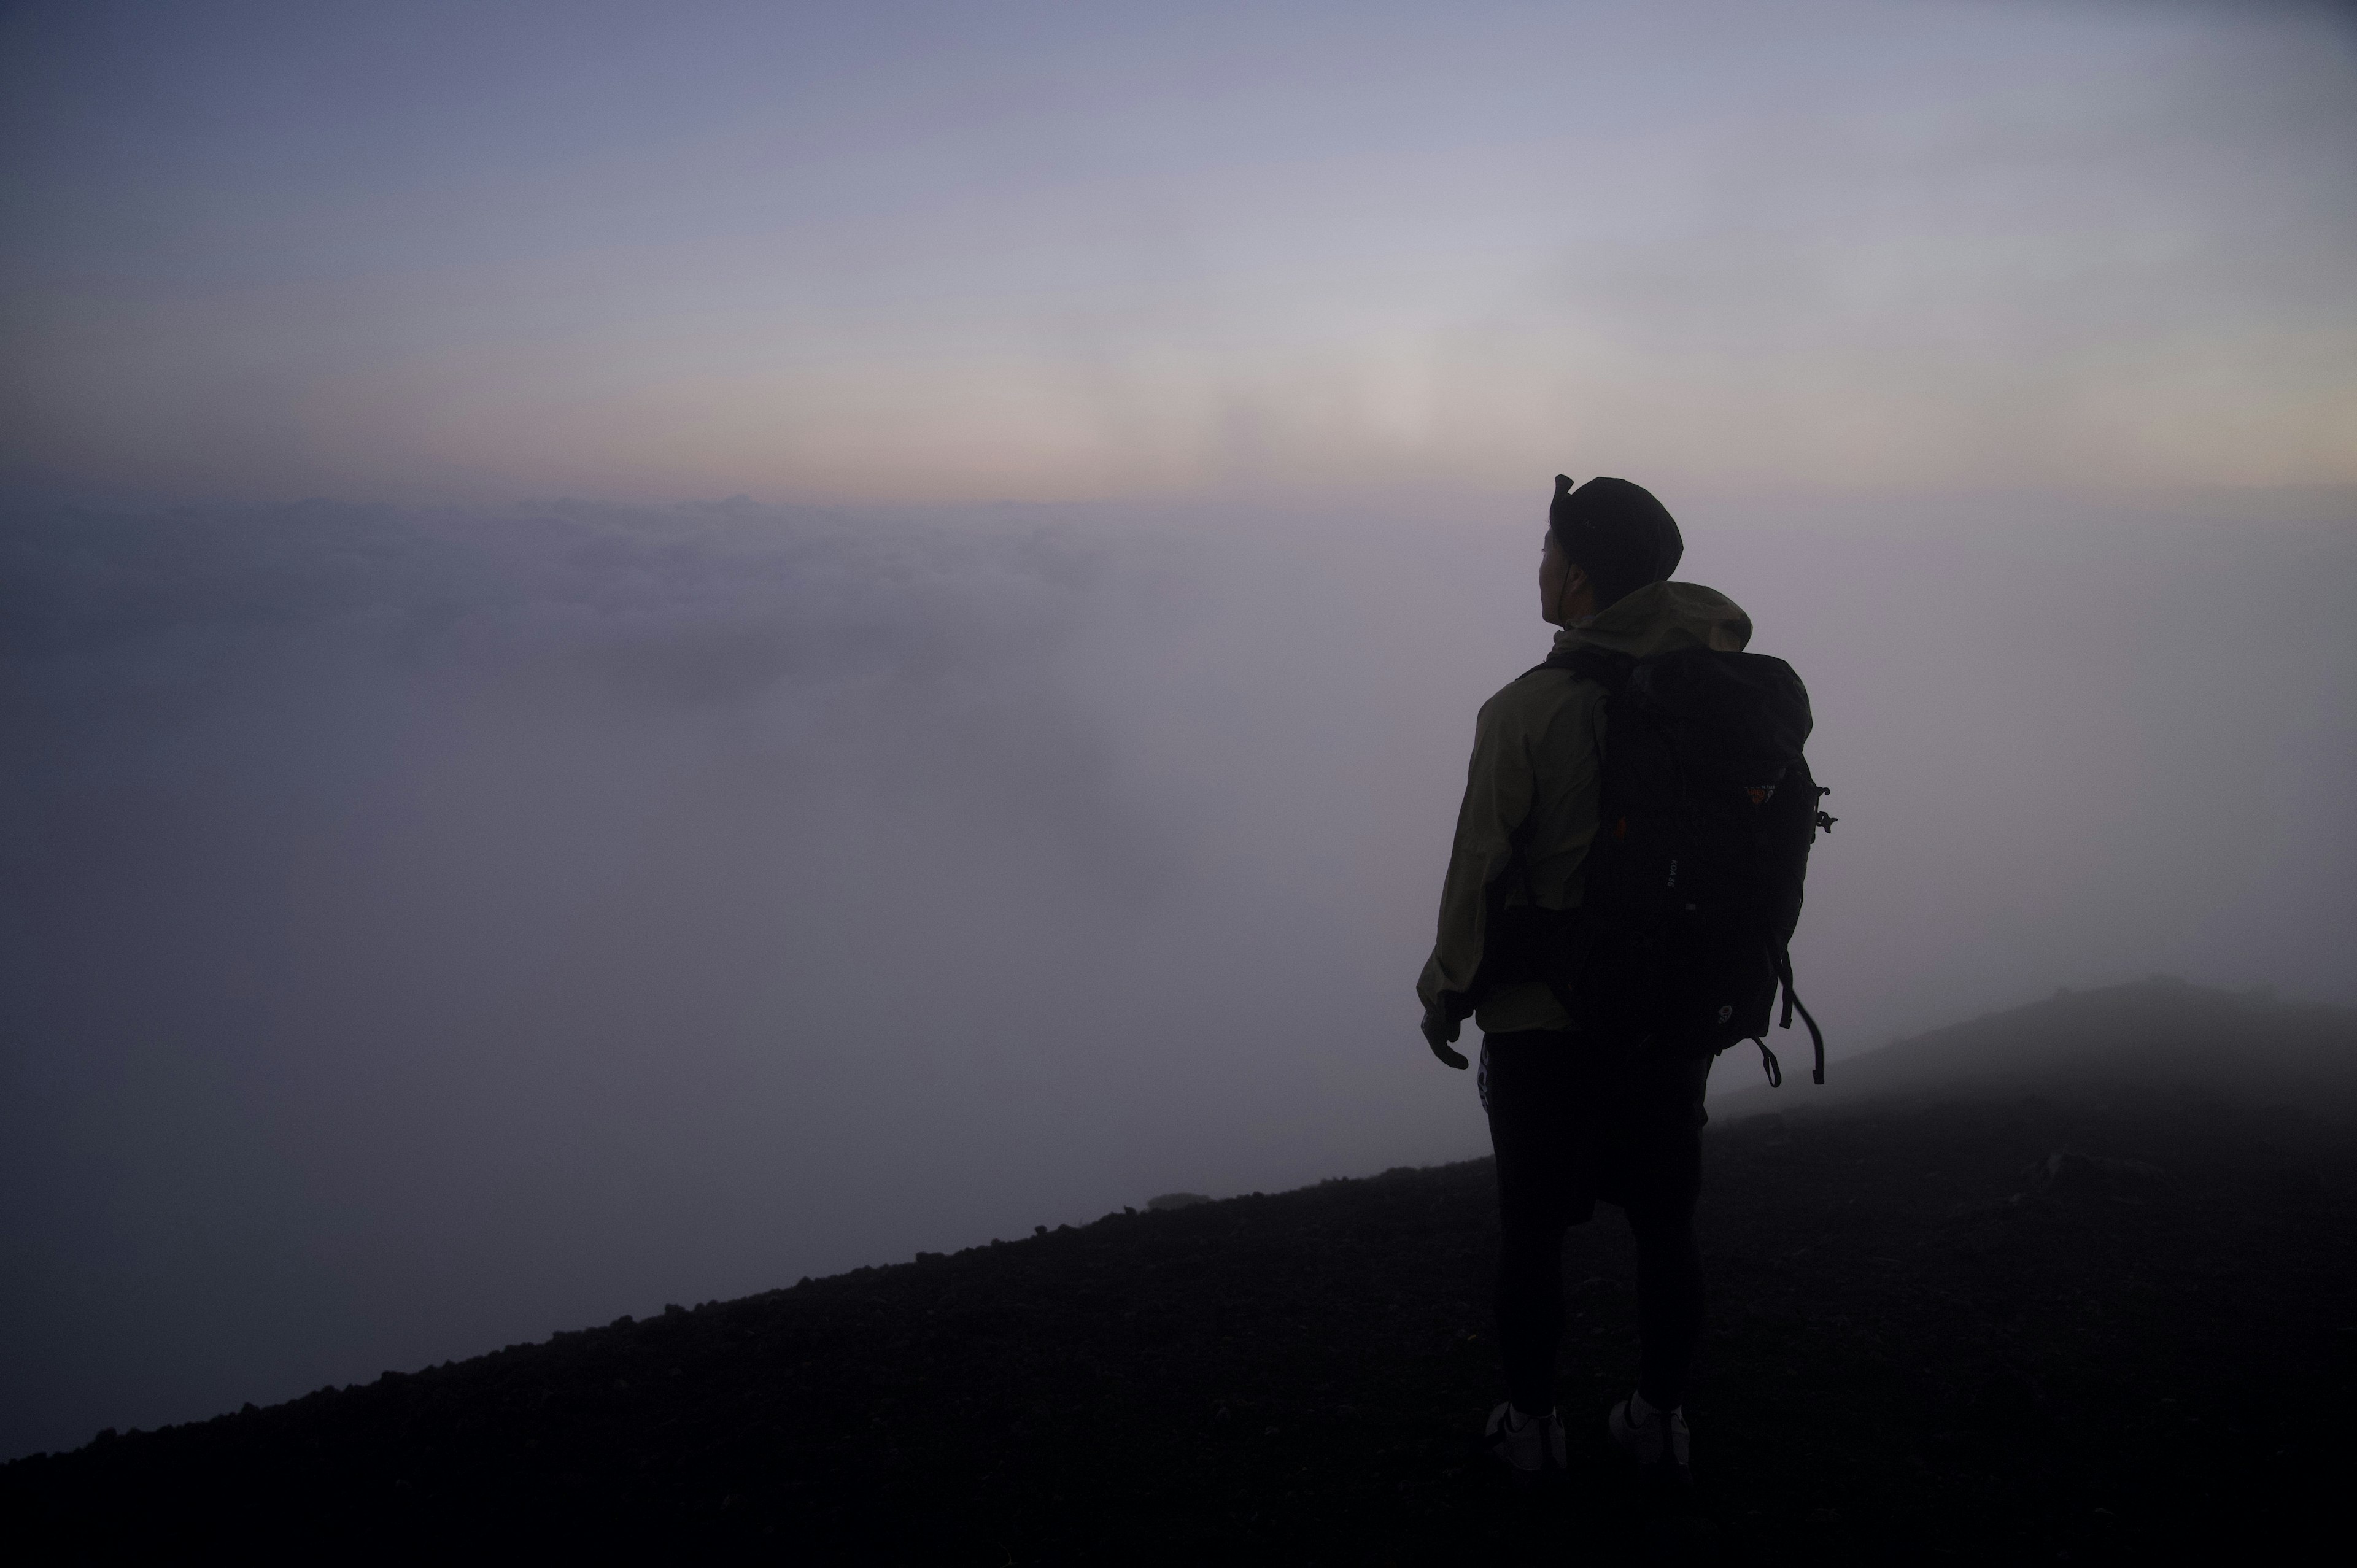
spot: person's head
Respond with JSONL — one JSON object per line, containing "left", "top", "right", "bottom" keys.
{"left": 1539, "top": 474, "right": 1684, "bottom": 625}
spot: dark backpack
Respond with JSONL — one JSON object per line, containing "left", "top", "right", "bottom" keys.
{"left": 1477, "top": 643, "right": 1835, "bottom": 1086}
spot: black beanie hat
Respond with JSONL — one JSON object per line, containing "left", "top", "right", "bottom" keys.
{"left": 1547, "top": 474, "right": 1684, "bottom": 608}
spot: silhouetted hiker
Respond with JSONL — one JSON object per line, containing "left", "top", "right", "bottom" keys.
{"left": 1417, "top": 475, "right": 1829, "bottom": 1495}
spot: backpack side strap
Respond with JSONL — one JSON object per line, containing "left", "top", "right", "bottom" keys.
{"left": 1771, "top": 948, "right": 1827, "bottom": 1086}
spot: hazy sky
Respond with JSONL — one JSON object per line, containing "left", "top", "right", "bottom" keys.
{"left": 4, "top": 0, "right": 2353, "bottom": 502}
{"left": 2, "top": 0, "right": 2354, "bottom": 1464}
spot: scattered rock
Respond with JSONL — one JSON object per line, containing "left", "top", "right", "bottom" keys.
{"left": 2269, "top": 1166, "right": 2326, "bottom": 1207}
{"left": 1965, "top": 1365, "right": 2053, "bottom": 1435}
{"left": 2031, "top": 1153, "right": 2163, "bottom": 1193}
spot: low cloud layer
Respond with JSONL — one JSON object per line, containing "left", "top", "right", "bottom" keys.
{"left": 4, "top": 490, "right": 2351, "bottom": 1457}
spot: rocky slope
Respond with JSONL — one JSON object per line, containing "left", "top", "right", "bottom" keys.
{"left": 8, "top": 981, "right": 2353, "bottom": 1562}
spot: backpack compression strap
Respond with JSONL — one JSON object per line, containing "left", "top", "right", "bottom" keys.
{"left": 1771, "top": 948, "right": 1826, "bottom": 1085}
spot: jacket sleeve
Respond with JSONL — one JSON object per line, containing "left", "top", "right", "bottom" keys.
{"left": 1416, "top": 688, "right": 1535, "bottom": 1021}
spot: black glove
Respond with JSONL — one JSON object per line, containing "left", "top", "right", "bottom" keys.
{"left": 1420, "top": 1006, "right": 1468, "bottom": 1070}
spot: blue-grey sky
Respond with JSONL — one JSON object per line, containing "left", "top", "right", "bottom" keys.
{"left": 5, "top": 0, "right": 2353, "bottom": 501}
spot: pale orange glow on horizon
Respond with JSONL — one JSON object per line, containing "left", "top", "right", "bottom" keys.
{"left": 4, "top": 1, "right": 2352, "bottom": 508}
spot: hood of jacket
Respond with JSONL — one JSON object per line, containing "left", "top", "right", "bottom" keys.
{"left": 1550, "top": 579, "right": 1752, "bottom": 658}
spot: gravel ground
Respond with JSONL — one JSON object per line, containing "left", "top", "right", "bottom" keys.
{"left": 7, "top": 1084, "right": 2351, "bottom": 1564}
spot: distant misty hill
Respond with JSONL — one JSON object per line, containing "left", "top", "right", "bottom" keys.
{"left": 1725, "top": 978, "right": 2357, "bottom": 1118}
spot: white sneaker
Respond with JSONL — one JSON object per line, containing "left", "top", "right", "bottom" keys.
{"left": 1484, "top": 1401, "right": 1568, "bottom": 1480}
{"left": 1608, "top": 1393, "right": 1692, "bottom": 1480}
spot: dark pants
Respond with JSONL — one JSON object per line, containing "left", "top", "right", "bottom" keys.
{"left": 1483, "top": 1029, "right": 1709, "bottom": 1416}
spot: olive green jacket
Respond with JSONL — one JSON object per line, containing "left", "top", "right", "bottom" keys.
{"left": 1416, "top": 580, "right": 1756, "bottom": 1035}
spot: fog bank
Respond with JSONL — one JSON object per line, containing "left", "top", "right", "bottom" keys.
{"left": 3, "top": 490, "right": 2351, "bottom": 1457}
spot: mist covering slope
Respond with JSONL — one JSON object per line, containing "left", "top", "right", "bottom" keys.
{"left": 1720, "top": 978, "right": 2357, "bottom": 1119}
{"left": 3, "top": 494, "right": 2352, "bottom": 1462}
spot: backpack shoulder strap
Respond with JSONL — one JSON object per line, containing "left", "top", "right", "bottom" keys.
{"left": 1538, "top": 644, "right": 1634, "bottom": 692}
